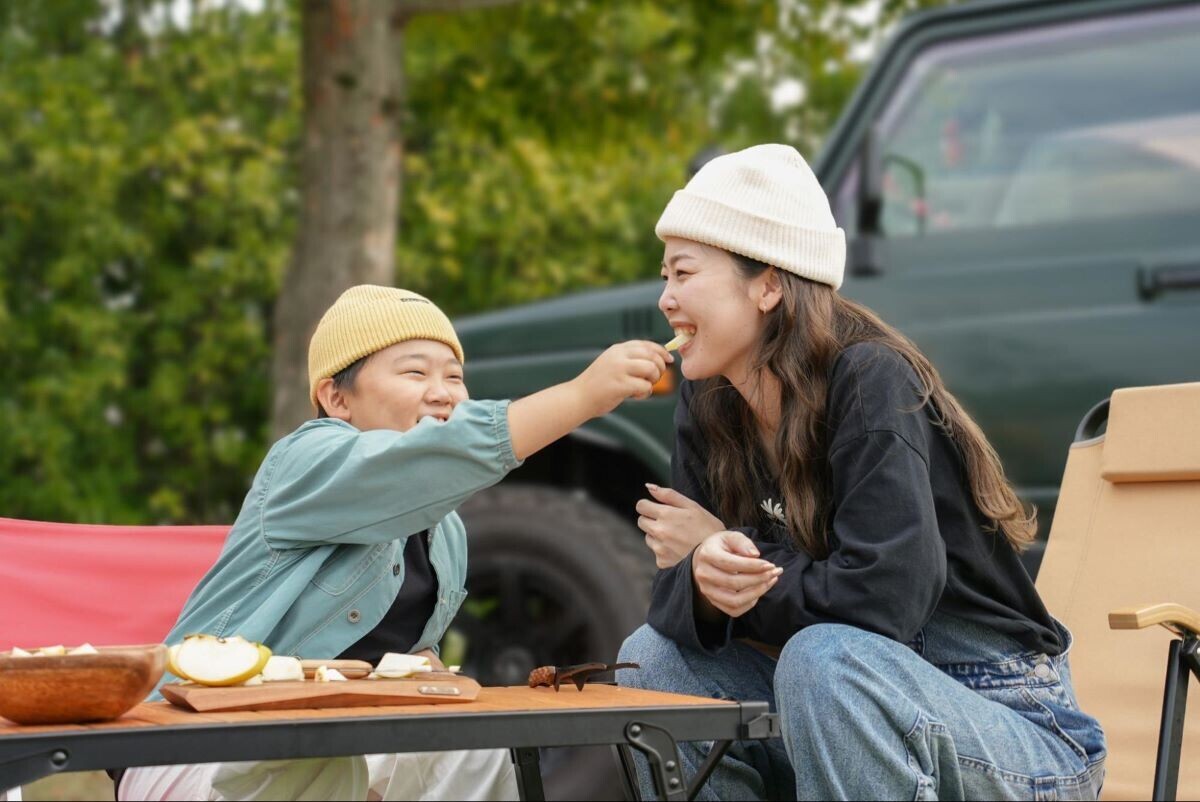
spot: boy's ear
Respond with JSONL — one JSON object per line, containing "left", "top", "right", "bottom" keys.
{"left": 758, "top": 267, "right": 783, "bottom": 313}
{"left": 315, "top": 378, "right": 353, "bottom": 422}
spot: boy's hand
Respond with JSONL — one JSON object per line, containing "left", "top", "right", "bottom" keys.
{"left": 507, "top": 341, "right": 670, "bottom": 461}
{"left": 636, "top": 484, "right": 725, "bottom": 568}
{"left": 692, "top": 531, "right": 781, "bottom": 619}
{"left": 574, "top": 341, "right": 673, "bottom": 418}
{"left": 412, "top": 647, "right": 445, "bottom": 671}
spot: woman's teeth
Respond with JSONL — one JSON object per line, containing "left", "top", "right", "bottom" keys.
{"left": 664, "top": 328, "right": 695, "bottom": 352}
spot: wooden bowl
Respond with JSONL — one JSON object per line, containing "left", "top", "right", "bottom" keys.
{"left": 0, "top": 644, "right": 166, "bottom": 725}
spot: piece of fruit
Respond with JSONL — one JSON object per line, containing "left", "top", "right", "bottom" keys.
{"left": 171, "top": 635, "right": 272, "bottom": 687}
{"left": 374, "top": 652, "right": 432, "bottom": 678}
{"left": 10, "top": 647, "right": 32, "bottom": 657}
{"left": 167, "top": 644, "right": 187, "bottom": 679}
{"left": 314, "top": 665, "right": 347, "bottom": 682}
{"left": 261, "top": 656, "right": 304, "bottom": 682}
{"left": 68, "top": 643, "right": 98, "bottom": 655}
{"left": 664, "top": 328, "right": 694, "bottom": 352}
{"left": 38, "top": 645, "right": 66, "bottom": 656}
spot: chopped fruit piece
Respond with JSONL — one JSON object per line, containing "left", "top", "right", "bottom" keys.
{"left": 10, "top": 647, "right": 32, "bottom": 657}
{"left": 68, "top": 643, "right": 99, "bottom": 656}
{"left": 375, "top": 652, "right": 433, "bottom": 678}
{"left": 664, "top": 329, "right": 694, "bottom": 352}
{"left": 261, "top": 656, "right": 305, "bottom": 682}
{"left": 38, "top": 645, "right": 67, "bottom": 656}
{"left": 314, "top": 665, "right": 348, "bottom": 682}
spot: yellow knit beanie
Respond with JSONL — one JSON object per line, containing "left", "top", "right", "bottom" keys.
{"left": 308, "top": 285, "right": 464, "bottom": 409}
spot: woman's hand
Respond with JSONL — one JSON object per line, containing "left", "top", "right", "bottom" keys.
{"left": 636, "top": 484, "right": 725, "bottom": 568}
{"left": 692, "top": 531, "right": 781, "bottom": 619}
{"left": 412, "top": 647, "right": 446, "bottom": 671}
{"left": 573, "top": 341, "right": 672, "bottom": 418}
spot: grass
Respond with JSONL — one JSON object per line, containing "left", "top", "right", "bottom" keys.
{"left": 22, "top": 771, "right": 112, "bottom": 801}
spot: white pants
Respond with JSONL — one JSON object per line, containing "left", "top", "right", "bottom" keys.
{"left": 118, "top": 749, "right": 518, "bottom": 801}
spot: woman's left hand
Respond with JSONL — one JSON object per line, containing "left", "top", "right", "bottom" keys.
{"left": 636, "top": 484, "right": 725, "bottom": 568}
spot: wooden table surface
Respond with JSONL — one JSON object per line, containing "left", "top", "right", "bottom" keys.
{"left": 0, "top": 685, "right": 734, "bottom": 736}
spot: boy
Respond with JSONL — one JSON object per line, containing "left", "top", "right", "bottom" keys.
{"left": 119, "top": 285, "right": 672, "bottom": 801}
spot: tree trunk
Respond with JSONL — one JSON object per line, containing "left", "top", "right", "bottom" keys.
{"left": 271, "top": 0, "right": 405, "bottom": 439}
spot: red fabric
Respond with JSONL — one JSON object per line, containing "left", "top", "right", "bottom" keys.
{"left": 0, "top": 517, "right": 228, "bottom": 650}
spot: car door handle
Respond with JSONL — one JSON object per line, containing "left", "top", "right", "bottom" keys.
{"left": 1137, "top": 263, "right": 1200, "bottom": 300}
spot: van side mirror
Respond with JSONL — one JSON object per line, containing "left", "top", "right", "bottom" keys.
{"left": 850, "top": 125, "right": 884, "bottom": 277}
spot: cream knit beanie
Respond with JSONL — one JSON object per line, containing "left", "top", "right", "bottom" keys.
{"left": 655, "top": 144, "right": 846, "bottom": 289}
{"left": 308, "top": 285, "right": 463, "bottom": 409}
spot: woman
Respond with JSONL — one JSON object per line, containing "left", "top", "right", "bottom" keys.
{"left": 618, "top": 145, "right": 1105, "bottom": 800}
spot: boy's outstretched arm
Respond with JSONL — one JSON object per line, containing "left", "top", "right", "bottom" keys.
{"left": 507, "top": 341, "right": 672, "bottom": 461}
{"left": 263, "top": 341, "right": 671, "bottom": 548}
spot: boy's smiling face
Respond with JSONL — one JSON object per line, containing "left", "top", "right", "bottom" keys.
{"left": 318, "top": 339, "right": 468, "bottom": 432}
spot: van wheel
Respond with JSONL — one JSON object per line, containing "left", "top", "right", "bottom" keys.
{"left": 452, "top": 483, "right": 656, "bottom": 799}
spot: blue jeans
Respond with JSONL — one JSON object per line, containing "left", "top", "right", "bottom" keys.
{"left": 617, "top": 612, "right": 1106, "bottom": 800}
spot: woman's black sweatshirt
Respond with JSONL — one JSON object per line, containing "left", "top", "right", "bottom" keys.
{"left": 647, "top": 341, "right": 1063, "bottom": 656}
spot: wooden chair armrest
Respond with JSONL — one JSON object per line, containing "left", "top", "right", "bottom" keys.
{"left": 1109, "top": 603, "right": 1200, "bottom": 637}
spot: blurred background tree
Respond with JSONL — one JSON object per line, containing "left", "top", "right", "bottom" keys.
{"left": 0, "top": 0, "right": 950, "bottom": 527}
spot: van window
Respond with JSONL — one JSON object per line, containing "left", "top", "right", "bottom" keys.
{"left": 834, "top": 5, "right": 1200, "bottom": 238}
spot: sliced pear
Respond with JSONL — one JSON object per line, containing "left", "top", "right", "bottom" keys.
{"left": 10, "top": 647, "right": 33, "bottom": 657}
{"left": 374, "top": 652, "right": 433, "bottom": 678}
{"left": 38, "top": 645, "right": 67, "bottom": 656}
{"left": 261, "top": 656, "right": 305, "bottom": 682}
{"left": 167, "top": 643, "right": 188, "bottom": 680}
{"left": 314, "top": 665, "right": 348, "bottom": 682}
{"left": 664, "top": 328, "right": 694, "bottom": 352}
{"left": 172, "top": 635, "right": 271, "bottom": 687}
{"left": 68, "top": 643, "right": 99, "bottom": 656}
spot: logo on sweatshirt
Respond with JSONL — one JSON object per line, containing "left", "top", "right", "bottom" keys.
{"left": 759, "top": 498, "right": 786, "bottom": 524}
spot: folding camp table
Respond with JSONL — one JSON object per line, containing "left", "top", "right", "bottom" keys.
{"left": 0, "top": 685, "right": 779, "bottom": 801}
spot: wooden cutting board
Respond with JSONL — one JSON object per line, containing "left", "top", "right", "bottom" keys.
{"left": 161, "top": 673, "right": 480, "bottom": 713}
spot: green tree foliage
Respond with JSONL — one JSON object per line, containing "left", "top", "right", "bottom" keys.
{"left": 0, "top": 0, "right": 950, "bottom": 524}
{"left": 0, "top": 0, "right": 298, "bottom": 523}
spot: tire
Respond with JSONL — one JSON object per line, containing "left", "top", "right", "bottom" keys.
{"left": 452, "top": 483, "right": 656, "bottom": 801}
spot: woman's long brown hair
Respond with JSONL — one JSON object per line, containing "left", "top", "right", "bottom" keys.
{"left": 691, "top": 253, "right": 1036, "bottom": 559}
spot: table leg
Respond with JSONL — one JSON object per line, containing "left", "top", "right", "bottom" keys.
{"left": 510, "top": 747, "right": 545, "bottom": 801}
{"left": 613, "top": 743, "right": 641, "bottom": 801}
{"left": 687, "top": 740, "right": 731, "bottom": 800}
{"left": 624, "top": 722, "right": 687, "bottom": 801}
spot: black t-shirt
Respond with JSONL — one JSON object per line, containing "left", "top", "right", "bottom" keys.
{"left": 338, "top": 530, "right": 439, "bottom": 665}
{"left": 647, "top": 341, "right": 1064, "bottom": 656}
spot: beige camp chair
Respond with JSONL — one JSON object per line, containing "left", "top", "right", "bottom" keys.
{"left": 1037, "top": 381, "right": 1200, "bottom": 800}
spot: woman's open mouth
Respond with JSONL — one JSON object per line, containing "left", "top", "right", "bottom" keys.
{"left": 665, "top": 326, "right": 696, "bottom": 354}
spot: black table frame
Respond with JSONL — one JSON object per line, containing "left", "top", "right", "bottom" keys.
{"left": 1, "top": 700, "right": 779, "bottom": 801}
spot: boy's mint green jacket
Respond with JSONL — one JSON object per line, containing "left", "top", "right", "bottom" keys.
{"left": 156, "top": 399, "right": 520, "bottom": 690}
